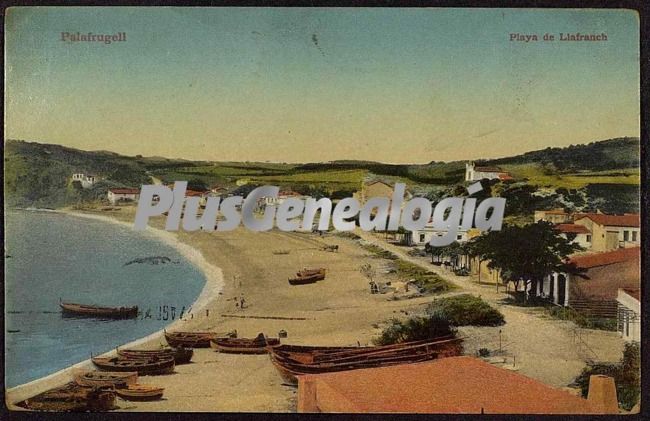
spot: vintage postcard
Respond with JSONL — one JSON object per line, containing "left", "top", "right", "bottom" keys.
{"left": 4, "top": 6, "right": 642, "bottom": 414}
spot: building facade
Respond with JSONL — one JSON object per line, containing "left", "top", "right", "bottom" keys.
{"left": 464, "top": 162, "right": 512, "bottom": 182}
{"left": 107, "top": 188, "right": 140, "bottom": 205}
{"left": 71, "top": 173, "right": 98, "bottom": 188}
{"left": 534, "top": 209, "right": 571, "bottom": 224}
{"left": 617, "top": 288, "right": 640, "bottom": 342}
{"left": 573, "top": 213, "right": 640, "bottom": 252}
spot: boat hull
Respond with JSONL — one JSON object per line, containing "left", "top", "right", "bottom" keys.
{"left": 210, "top": 337, "right": 280, "bottom": 354}
{"left": 117, "top": 348, "right": 194, "bottom": 364}
{"left": 115, "top": 386, "right": 164, "bottom": 401}
{"left": 60, "top": 302, "right": 138, "bottom": 319}
{"left": 91, "top": 356, "right": 175, "bottom": 375}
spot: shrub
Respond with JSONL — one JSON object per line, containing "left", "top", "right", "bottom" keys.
{"left": 395, "top": 260, "right": 453, "bottom": 294}
{"left": 478, "top": 348, "right": 490, "bottom": 357}
{"left": 373, "top": 312, "right": 456, "bottom": 345}
{"left": 427, "top": 294, "right": 505, "bottom": 326}
{"left": 545, "top": 306, "right": 617, "bottom": 331}
{"left": 572, "top": 342, "right": 640, "bottom": 411}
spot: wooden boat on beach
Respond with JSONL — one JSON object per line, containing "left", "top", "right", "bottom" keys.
{"left": 210, "top": 333, "right": 280, "bottom": 354}
{"left": 91, "top": 355, "right": 175, "bottom": 375}
{"left": 164, "top": 330, "right": 237, "bottom": 348}
{"left": 74, "top": 371, "right": 138, "bottom": 388}
{"left": 117, "top": 347, "right": 194, "bottom": 364}
{"left": 19, "top": 382, "right": 116, "bottom": 412}
{"left": 288, "top": 268, "right": 326, "bottom": 285}
{"left": 115, "top": 385, "right": 164, "bottom": 401}
{"left": 60, "top": 301, "right": 138, "bottom": 319}
{"left": 268, "top": 337, "right": 463, "bottom": 383}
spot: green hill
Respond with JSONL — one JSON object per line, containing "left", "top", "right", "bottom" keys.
{"left": 3, "top": 137, "right": 640, "bottom": 213}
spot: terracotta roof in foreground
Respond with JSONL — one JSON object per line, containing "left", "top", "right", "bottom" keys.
{"left": 298, "top": 356, "right": 606, "bottom": 414}
{"left": 570, "top": 247, "right": 640, "bottom": 269}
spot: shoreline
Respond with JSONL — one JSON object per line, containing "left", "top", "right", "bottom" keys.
{"left": 5, "top": 209, "right": 225, "bottom": 407}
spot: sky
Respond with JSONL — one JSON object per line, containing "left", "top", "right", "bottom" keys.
{"left": 4, "top": 8, "right": 640, "bottom": 163}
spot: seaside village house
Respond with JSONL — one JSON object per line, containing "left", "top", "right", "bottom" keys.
{"left": 464, "top": 162, "right": 513, "bottom": 182}
{"left": 536, "top": 246, "right": 640, "bottom": 308}
{"left": 534, "top": 208, "right": 571, "bottom": 224}
{"left": 107, "top": 188, "right": 140, "bottom": 205}
{"left": 406, "top": 222, "right": 480, "bottom": 246}
{"left": 256, "top": 189, "right": 310, "bottom": 213}
{"left": 353, "top": 180, "right": 413, "bottom": 239}
{"left": 297, "top": 356, "right": 620, "bottom": 414}
{"left": 572, "top": 213, "right": 640, "bottom": 252}
{"left": 617, "top": 288, "right": 640, "bottom": 342}
{"left": 71, "top": 173, "right": 99, "bottom": 189}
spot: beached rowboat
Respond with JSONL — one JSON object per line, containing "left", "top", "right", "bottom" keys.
{"left": 164, "top": 330, "right": 237, "bottom": 348}
{"left": 117, "top": 347, "right": 193, "bottom": 364}
{"left": 268, "top": 337, "right": 463, "bottom": 383}
{"left": 74, "top": 371, "right": 138, "bottom": 388}
{"left": 18, "top": 382, "right": 116, "bottom": 412}
{"left": 288, "top": 268, "right": 326, "bottom": 285}
{"left": 115, "top": 385, "right": 165, "bottom": 401}
{"left": 91, "top": 355, "right": 175, "bottom": 375}
{"left": 60, "top": 301, "right": 138, "bottom": 319}
{"left": 210, "top": 333, "right": 280, "bottom": 354}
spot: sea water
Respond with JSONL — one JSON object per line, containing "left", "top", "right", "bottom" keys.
{"left": 4, "top": 210, "right": 206, "bottom": 388}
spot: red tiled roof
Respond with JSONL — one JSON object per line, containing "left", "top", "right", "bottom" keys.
{"left": 555, "top": 224, "right": 591, "bottom": 234}
{"left": 621, "top": 287, "right": 640, "bottom": 301}
{"left": 298, "top": 356, "right": 607, "bottom": 414}
{"left": 570, "top": 247, "right": 640, "bottom": 269}
{"left": 185, "top": 190, "right": 206, "bottom": 197}
{"left": 279, "top": 190, "right": 302, "bottom": 197}
{"left": 498, "top": 173, "right": 513, "bottom": 180}
{"left": 108, "top": 188, "right": 139, "bottom": 194}
{"left": 574, "top": 213, "right": 640, "bottom": 228}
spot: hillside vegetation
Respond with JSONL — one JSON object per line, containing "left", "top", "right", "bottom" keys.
{"left": 4, "top": 137, "right": 640, "bottom": 214}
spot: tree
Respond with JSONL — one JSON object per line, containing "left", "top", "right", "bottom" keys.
{"left": 470, "top": 221, "right": 584, "bottom": 301}
{"left": 187, "top": 178, "right": 208, "bottom": 191}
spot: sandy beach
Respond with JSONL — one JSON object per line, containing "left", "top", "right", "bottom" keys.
{"left": 6, "top": 207, "right": 438, "bottom": 411}
{"left": 6, "top": 206, "right": 625, "bottom": 412}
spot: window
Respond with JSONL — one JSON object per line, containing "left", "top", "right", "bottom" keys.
{"left": 586, "top": 234, "right": 591, "bottom": 242}
{"left": 419, "top": 234, "right": 425, "bottom": 243}
{"left": 624, "top": 231, "right": 629, "bottom": 241}
{"left": 632, "top": 231, "right": 637, "bottom": 241}
{"left": 457, "top": 234, "right": 462, "bottom": 240}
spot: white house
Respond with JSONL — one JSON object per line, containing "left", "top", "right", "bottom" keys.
{"left": 617, "top": 288, "right": 640, "bottom": 342}
{"left": 262, "top": 190, "right": 308, "bottom": 207}
{"left": 107, "top": 188, "right": 140, "bottom": 205}
{"left": 71, "top": 173, "right": 98, "bottom": 188}
{"left": 407, "top": 222, "right": 475, "bottom": 246}
{"left": 465, "top": 162, "right": 512, "bottom": 182}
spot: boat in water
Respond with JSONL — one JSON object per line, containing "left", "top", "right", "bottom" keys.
{"left": 210, "top": 333, "right": 280, "bottom": 354}
{"left": 60, "top": 301, "right": 138, "bottom": 319}
{"left": 117, "top": 346, "right": 193, "bottom": 364}
{"left": 115, "top": 385, "right": 165, "bottom": 401}
{"left": 91, "top": 355, "right": 175, "bottom": 375}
